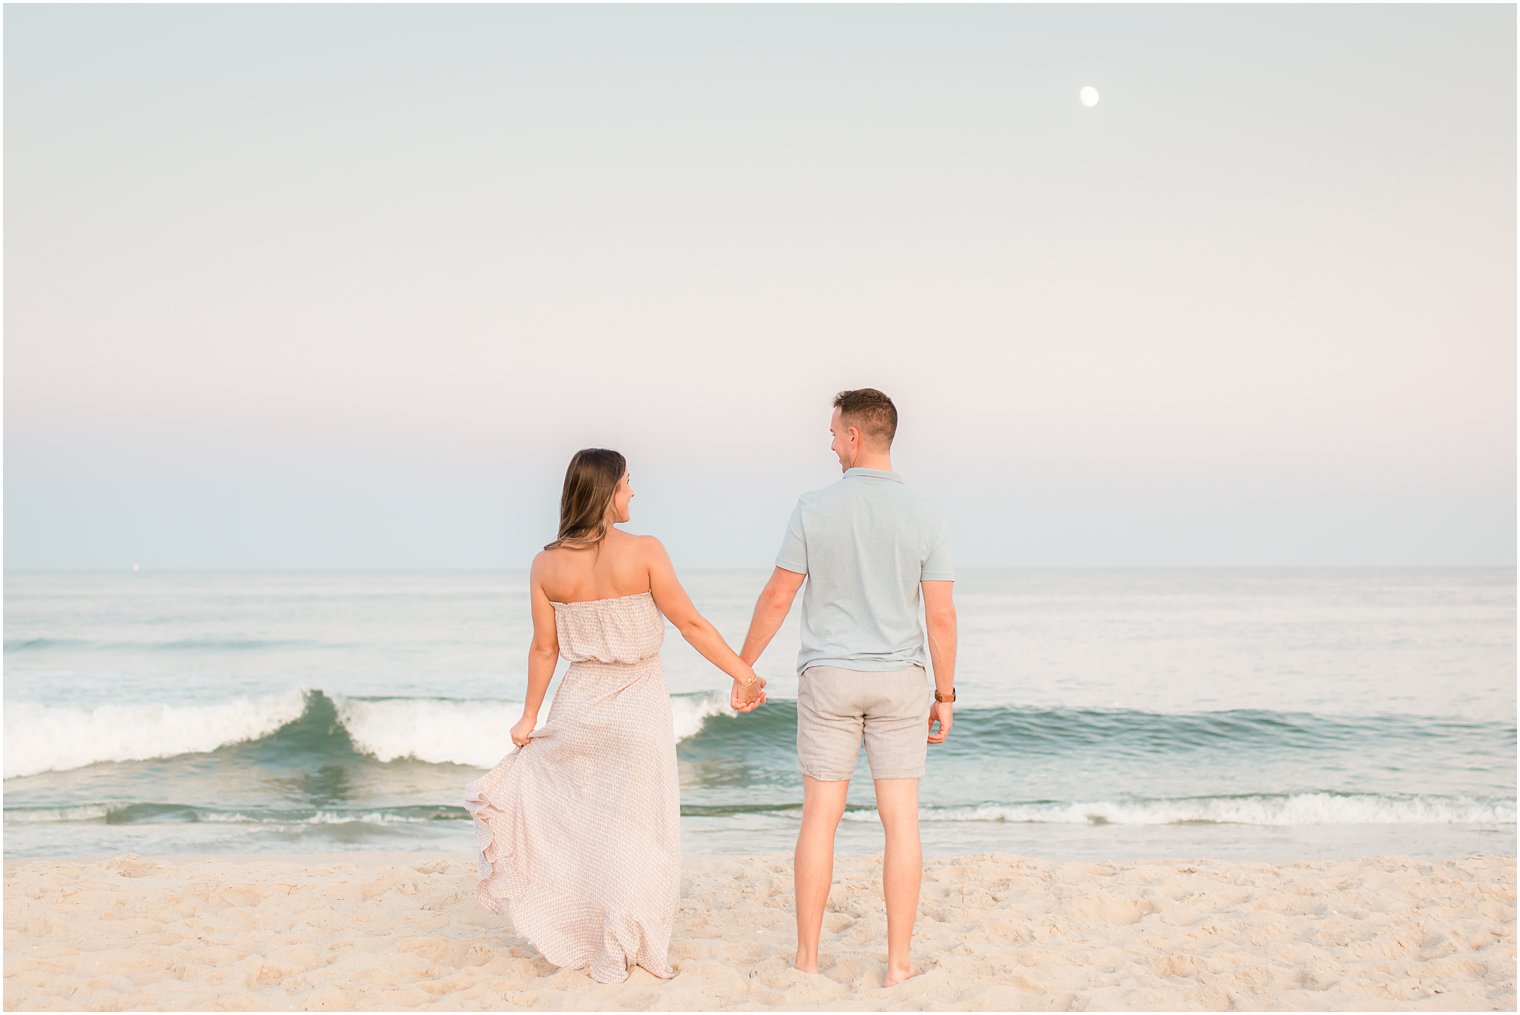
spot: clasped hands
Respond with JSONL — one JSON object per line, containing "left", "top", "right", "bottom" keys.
{"left": 731, "top": 672, "right": 767, "bottom": 713}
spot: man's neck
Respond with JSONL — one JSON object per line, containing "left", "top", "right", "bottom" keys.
{"left": 849, "top": 455, "right": 894, "bottom": 472}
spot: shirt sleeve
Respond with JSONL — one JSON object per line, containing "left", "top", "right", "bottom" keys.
{"left": 921, "top": 513, "right": 955, "bottom": 581}
{"left": 775, "top": 499, "right": 808, "bottom": 574}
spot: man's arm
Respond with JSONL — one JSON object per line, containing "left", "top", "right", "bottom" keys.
{"left": 922, "top": 579, "right": 957, "bottom": 743}
{"left": 740, "top": 566, "right": 806, "bottom": 667}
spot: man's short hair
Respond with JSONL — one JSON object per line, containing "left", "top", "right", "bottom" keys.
{"left": 833, "top": 388, "right": 898, "bottom": 447}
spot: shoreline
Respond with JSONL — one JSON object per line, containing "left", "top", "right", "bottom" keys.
{"left": 5, "top": 850, "right": 1514, "bottom": 1011}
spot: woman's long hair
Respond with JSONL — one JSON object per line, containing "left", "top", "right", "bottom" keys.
{"left": 543, "top": 448, "right": 627, "bottom": 551}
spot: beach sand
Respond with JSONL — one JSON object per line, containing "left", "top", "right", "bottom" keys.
{"left": 4, "top": 850, "right": 1513, "bottom": 1011}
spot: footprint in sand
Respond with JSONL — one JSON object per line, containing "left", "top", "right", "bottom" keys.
{"left": 103, "top": 854, "right": 158, "bottom": 879}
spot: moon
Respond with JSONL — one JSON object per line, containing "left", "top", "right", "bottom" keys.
{"left": 1079, "top": 86, "right": 1100, "bottom": 108}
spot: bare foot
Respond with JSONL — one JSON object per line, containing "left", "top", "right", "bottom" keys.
{"left": 792, "top": 953, "right": 820, "bottom": 974}
{"left": 883, "top": 965, "right": 922, "bottom": 987}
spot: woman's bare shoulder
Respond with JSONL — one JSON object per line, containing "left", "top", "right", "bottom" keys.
{"left": 612, "top": 529, "right": 660, "bottom": 548}
{"left": 602, "top": 528, "right": 663, "bottom": 555}
{"left": 528, "top": 548, "right": 564, "bottom": 580}
{"left": 631, "top": 533, "right": 674, "bottom": 572}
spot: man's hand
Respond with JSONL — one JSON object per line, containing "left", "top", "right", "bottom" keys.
{"left": 927, "top": 701, "right": 953, "bottom": 744}
{"left": 731, "top": 675, "right": 767, "bottom": 713}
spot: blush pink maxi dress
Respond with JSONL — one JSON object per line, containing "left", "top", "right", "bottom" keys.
{"left": 463, "top": 591, "right": 680, "bottom": 983}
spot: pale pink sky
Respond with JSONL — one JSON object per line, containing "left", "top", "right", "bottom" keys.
{"left": 5, "top": 4, "right": 1514, "bottom": 568}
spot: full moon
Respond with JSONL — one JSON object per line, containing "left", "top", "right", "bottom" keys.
{"left": 1079, "top": 86, "right": 1100, "bottom": 108}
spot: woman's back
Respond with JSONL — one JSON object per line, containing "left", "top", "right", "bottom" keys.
{"left": 536, "top": 528, "right": 652, "bottom": 604}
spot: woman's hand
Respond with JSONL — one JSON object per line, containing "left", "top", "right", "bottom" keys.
{"left": 510, "top": 715, "right": 537, "bottom": 749}
{"left": 731, "top": 674, "right": 766, "bottom": 713}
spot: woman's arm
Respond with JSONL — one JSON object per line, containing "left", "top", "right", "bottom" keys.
{"left": 511, "top": 555, "right": 560, "bottom": 747}
{"left": 644, "top": 536, "right": 766, "bottom": 708}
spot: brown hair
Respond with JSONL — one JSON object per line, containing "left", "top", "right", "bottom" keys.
{"left": 543, "top": 448, "right": 627, "bottom": 551}
{"left": 833, "top": 388, "right": 898, "bottom": 447}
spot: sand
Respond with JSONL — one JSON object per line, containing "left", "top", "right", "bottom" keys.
{"left": 4, "top": 850, "right": 1514, "bottom": 1011}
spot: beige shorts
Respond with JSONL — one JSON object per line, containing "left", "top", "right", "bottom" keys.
{"left": 796, "top": 663, "right": 932, "bottom": 781}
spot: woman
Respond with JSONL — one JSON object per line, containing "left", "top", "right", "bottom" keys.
{"left": 463, "top": 448, "right": 767, "bottom": 983}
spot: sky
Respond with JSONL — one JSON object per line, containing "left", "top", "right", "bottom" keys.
{"left": 4, "top": 4, "right": 1515, "bottom": 570}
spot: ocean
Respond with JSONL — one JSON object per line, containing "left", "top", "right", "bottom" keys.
{"left": 3, "top": 568, "right": 1514, "bottom": 862}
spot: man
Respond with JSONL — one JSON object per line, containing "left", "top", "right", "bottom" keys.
{"left": 736, "top": 387, "right": 957, "bottom": 987}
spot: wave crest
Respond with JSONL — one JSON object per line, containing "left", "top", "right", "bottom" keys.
{"left": 4, "top": 691, "right": 309, "bottom": 779}
{"left": 5, "top": 688, "right": 737, "bottom": 777}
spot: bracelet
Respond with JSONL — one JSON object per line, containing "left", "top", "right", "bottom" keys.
{"left": 934, "top": 687, "right": 956, "bottom": 703}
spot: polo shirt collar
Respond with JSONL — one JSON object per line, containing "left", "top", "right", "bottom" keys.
{"left": 844, "top": 467, "right": 903, "bottom": 483}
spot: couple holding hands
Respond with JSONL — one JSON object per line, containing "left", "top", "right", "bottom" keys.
{"left": 464, "top": 387, "right": 957, "bottom": 986}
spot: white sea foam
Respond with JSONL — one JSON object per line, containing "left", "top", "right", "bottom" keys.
{"left": 840, "top": 792, "right": 1517, "bottom": 826}
{"left": 196, "top": 809, "right": 434, "bottom": 826}
{"left": 671, "top": 692, "right": 734, "bottom": 742}
{"left": 3, "top": 805, "right": 114, "bottom": 823}
{"left": 3, "top": 805, "right": 443, "bottom": 826}
{"left": 307, "top": 810, "right": 433, "bottom": 825}
{"left": 4, "top": 688, "right": 740, "bottom": 776}
{"left": 3, "top": 690, "right": 310, "bottom": 778}
{"left": 337, "top": 690, "right": 732, "bottom": 767}
{"left": 333, "top": 694, "right": 525, "bottom": 768}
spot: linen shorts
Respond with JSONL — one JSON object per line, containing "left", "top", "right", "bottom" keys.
{"left": 796, "top": 663, "right": 932, "bottom": 781}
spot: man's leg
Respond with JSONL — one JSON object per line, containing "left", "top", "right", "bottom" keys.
{"left": 862, "top": 665, "right": 931, "bottom": 985}
{"left": 794, "top": 774, "right": 850, "bottom": 972}
{"left": 875, "top": 777, "right": 922, "bottom": 985}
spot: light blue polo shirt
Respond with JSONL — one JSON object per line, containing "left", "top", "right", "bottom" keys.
{"left": 775, "top": 467, "right": 954, "bottom": 675}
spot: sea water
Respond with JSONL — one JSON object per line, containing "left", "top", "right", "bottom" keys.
{"left": 4, "top": 568, "right": 1513, "bottom": 861}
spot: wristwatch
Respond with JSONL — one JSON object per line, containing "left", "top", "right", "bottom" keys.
{"left": 934, "top": 687, "right": 956, "bottom": 703}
